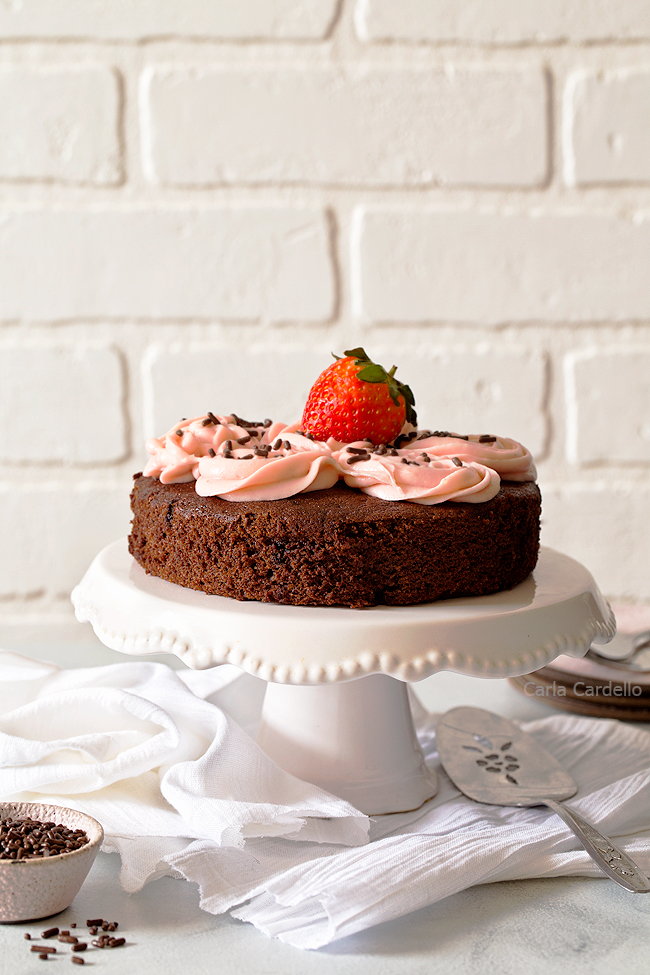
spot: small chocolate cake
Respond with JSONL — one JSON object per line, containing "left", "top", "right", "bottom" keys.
{"left": 128, "top": 474, "right": 541, "bottom": 608}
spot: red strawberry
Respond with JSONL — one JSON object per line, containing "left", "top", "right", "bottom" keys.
{"left": 302, "top": 348, "right": 417, "bottom": 445}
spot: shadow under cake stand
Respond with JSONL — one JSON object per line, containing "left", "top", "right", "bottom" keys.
{"left": 72, "top": 541, "right": 615, "bottom": 816}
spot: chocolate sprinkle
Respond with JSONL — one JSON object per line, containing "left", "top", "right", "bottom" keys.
{"left": 0, "top": 818, "right": 89, "bottom": 860}
{"left": 236, "top": 436, "right": 251, "bottom": 445}
{"left": 394, "top": 432, "right": 417, "bottom": 449}
{"left": 452, "top": 456, "right": 463, "bottom": 467}
{"left": 208, "top": 448, "right": 216, "bottom": 457}
{"left": 272, "top": 439, "right": 282, "bottom": 451}
{"left": 479, "top": 435, "right": 497, "bottom": 443}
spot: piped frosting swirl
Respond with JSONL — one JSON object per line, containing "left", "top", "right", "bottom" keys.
{"left": 143, "top": 414, "right": 535, "bottom": 503}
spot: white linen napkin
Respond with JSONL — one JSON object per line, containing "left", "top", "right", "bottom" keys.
{"left": 1, "top": 650, "right": 649, "bottom": 950}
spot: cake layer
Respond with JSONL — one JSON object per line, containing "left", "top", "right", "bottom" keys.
{"left": 128, "top": 475, "right": 541, "bottom": 609}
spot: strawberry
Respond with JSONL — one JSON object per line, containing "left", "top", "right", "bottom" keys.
{"left": 301, "top": 348, "right": 417, "bottom": 445}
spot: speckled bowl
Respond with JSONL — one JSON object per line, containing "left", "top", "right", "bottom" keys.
{"left": 0, "top": 802, "right": 103, "bottom": 923}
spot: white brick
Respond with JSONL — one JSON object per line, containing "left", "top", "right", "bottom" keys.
{"left": 540, "top": 485, "right": 650, "bottom": 601}
{"left": 0, "top": 346, "right": 126, "bottom": 464}
{"left": 0, "top": 210, "right": 335, "bottom": 322}
{"left": 0, "top": 67, "right": 121, "bottom": 185}
{"left": 145, "top": 347, "right": 333, "bottom": 439}
{"left": 357, "top": 0, "right": 650, "bottom": 43}
{"left": 0, "top": 487, "right": 130, "bottom": 598}
{"left": 567, "top": 71, "right": 650, "bottom": 186}
{"left": 0, "top": 1, "right": 337, "bottom": 40}
{"left": 144, "top": 66, "right": 548, "bottom": 188}
{"left": 566, "top": 349, "right": 650, "bottom": 465}
{"left": 353, "top": 209, "right": 650, "bottom": 324}
{"left": 389, "top": 347, "right": 548, "bottom": 457}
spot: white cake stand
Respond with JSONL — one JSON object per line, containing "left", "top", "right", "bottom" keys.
{"left": 72, "top": 541, "right": 614, "bottom": 815}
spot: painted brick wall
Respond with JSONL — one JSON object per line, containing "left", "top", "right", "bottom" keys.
{"left": 1, "top": 0, "right": 649, "bottom": 622}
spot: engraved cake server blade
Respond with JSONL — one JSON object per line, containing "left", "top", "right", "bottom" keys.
{"left": 437, "top": 706, "right": 650, "bottom": 893}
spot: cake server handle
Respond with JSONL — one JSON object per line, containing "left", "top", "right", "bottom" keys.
{"left": 543, "top": 798, "right": 650, "bottom": 893}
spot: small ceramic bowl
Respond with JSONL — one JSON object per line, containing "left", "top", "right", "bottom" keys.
{"left": 0, "top": 802, "right": 104, "bottom": 923}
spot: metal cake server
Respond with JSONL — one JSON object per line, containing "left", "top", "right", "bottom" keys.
{"left": 437, "top": 706, "right": 650, "bottom": 893}
{"left": 586, "top": 629, "right": 650, "bottom": 671}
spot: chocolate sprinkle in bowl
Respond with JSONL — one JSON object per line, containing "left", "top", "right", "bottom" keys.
{"left": 0, "top": 803, "right": 103, "bottom": 923}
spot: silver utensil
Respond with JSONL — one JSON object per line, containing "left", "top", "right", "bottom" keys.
{"left": 437, "top": 706, "right": 650, "bottom": 893}
{"left": 586, "top": 629, "right": 650, "bottom": 671}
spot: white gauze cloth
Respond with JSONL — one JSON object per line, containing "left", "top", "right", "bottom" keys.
{"left": 1, "top": 650, "right": 649, "bottom": 950}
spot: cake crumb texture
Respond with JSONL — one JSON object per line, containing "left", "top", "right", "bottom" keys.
{"left": 128, "top": 475, "right": 541, "bottom": 608}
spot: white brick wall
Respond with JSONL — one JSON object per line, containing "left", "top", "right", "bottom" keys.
{"left": 565, "top": 349, "right": 650, "bottom": 465}
{"left": 0, "top": 345, "right": 126, "bottom": 464}
{"left": 357, "top": 1, "right": 650, "bottom": 44}
{"left": 0, "top": 1, "right": 339, "bottom": 40}
{"left": 353, "top": 210, "right": 650, "bottom": 323}
{"left": 0, "top": 210, "right": 335, "bottom": 321}
{"left": 0, "top": 486, "right": 130, "bottom": 598}
{"left": 143, "top": 66, "right": 548, "bottom": 187}
{"left": 0, "top": 1, "right": 649, "bottom": 620}
{"left": 0, "top": 66, "right": 122, "bottom": 184}
{"left": 567, "top": 70, "right": 650, "bottom": 185}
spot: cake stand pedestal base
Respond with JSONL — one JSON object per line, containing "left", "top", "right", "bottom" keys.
{"left": 258, "top": 674, "right": 437, "bottom": 814}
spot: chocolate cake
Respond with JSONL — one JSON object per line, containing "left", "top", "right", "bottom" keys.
{"left": 128, "top": 474, "right": 541, "bottom": 609}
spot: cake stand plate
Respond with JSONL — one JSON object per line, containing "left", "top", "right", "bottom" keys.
{"left": 72, "top": 541, "right": 614, "bottom": 815}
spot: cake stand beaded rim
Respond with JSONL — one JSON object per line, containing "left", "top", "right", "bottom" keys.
{"left": 72, "top": 540, "right": 615, "bottom": 685}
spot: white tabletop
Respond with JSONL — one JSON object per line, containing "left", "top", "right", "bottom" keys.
{"left": 1, "top": 621, "right": 649, "bottom": 975}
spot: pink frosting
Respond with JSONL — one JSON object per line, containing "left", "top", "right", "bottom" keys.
{"left": 336, "top": 442, "right": 500, "bottom": 504}
{"left": 144, "top": 415, "right": 288, "bottom": 484}
{"left": 401, "top": 432, "right": 537, "bottom": 482}
{"left": 196, "top": 429, "right": 341, "bottom": 501}
{"left": 143, "top": 414, "right": 534, "bottom": 503}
